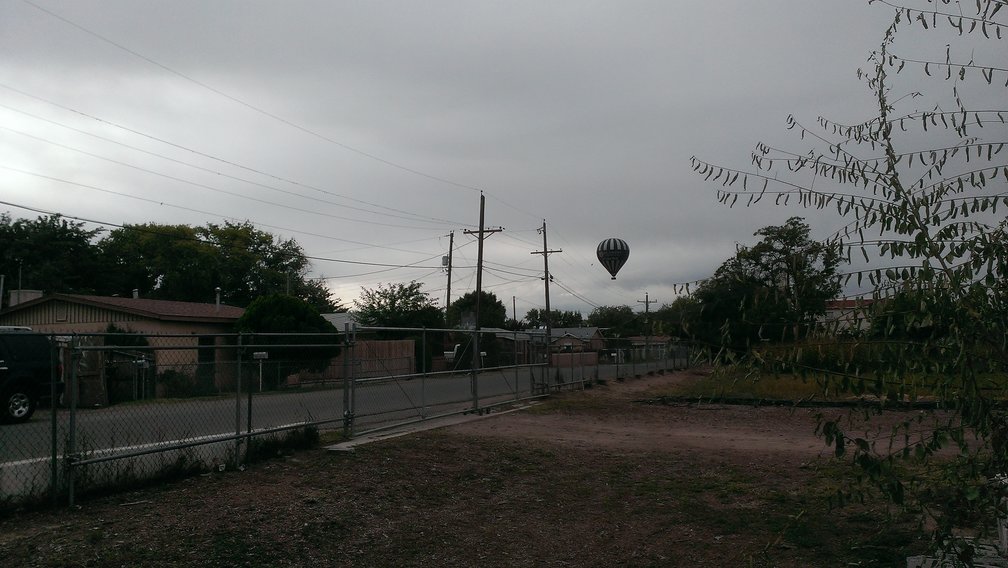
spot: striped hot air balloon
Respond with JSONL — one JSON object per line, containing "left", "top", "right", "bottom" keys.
{"left": 596, "top": 238, "right": 630, "bottom": 279}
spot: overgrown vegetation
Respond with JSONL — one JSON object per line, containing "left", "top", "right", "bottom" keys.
{"left": 691, "top": 0, "right": 1007, "bottom": 556}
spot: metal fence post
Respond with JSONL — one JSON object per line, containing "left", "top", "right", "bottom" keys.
{"left": 614, "top": 344, "right": 619, "bottom": 381}
{"left": 234, "top": 333, "right": 243, "bottom": 469}
{"left": 49, "top": 335, "right": 59, "bottom": 507}
{"left": 513, "top": 330, "right": 519, "bottom": 401}
{"left": 470, "top": 329, "right": 479, "bottom": 413}
{"left": 246, "top": 337, "right": 254, "bottom": 439}
{"left": 67, "top": 335, "right": 78, "bottom": 507}
{"left": 421, "top": 327, "right": 427, "bottom": 418}
{"left": 580, "top": 352, "right": 586, "bottom": 387}
{"left": 342, "top": 324, "right": 354, "bottom": 439}
{"left": 531, "top": 340, "right": 538, "bottom": 393}
{"left": 571, "top": 351, "right": 576, "bottom": 389}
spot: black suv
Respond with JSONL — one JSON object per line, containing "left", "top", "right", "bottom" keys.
{"left": 0, "top": 327, "right": 62, "bottom": 423}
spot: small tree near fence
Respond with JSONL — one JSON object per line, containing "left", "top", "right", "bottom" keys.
{"left": 236, "top": 294, "right": 340, "bottom": 387}
{"left": 691, "top": 0, "right": 1007, "bottom": 552}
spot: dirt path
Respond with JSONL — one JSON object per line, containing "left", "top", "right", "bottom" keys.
{"left": 453, "top": 372, "right": 835, "bottom": 459}
{"left": 0, "top": 370, "right": 923, "bottom": 567}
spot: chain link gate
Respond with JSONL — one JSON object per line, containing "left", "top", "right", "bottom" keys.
{"left": 2, "top": 328, "right": 688, "bottom": 509}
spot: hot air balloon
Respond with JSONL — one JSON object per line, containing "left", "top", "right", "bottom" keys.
{"left": 596, "top": 238, "right": 630, "bottom": 279}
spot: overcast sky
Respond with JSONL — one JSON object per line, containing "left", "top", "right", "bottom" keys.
{"left": 1, "top": 1, "right": 898, "bottom": 316}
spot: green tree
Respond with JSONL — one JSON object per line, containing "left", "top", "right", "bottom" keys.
{"left": 199, "top": 221, "right": 329, "bottom": 309}
{"left": 690, "top": 217, "right": 841, "bottom": 350}
{"left": 523, "top": 309, "right": 584, "bottom": 329}
{"left": 869, "top": 288, "right": 950, "bottom": 342}
{"left": 556, "top": 310, "right": 588, "bottom": 328}
{"left": 523, "top": 309, "right": 547, "bottom": 328}
{"left": 353, "top": 281, "right": 443, "bottom": 328}
{"left": 99, "top": 221, "right": 339, "bottom": 311}
{"left": 235, "top": 294, "right": 340, "bottom": 378}
{"left": 443, "top": 290, "right": 508, "bottom": 369}
{"left": 652, "top": 296, "right": 701, "bottom": 339}
{"left": 447, "top": 290, "right": 507, "bottom": 329}
{"left": 586, "top": 305, "right": 640, "bottom": 338}
{"left": 0, "top": 213, "right": 104, "bottom": 303}
{"left": 691, "top": 0, "right": 1007, "bottom": 549}
{"left": 353, "top": 281, "right": 444, "bottom": 372}
{"left": 98, "top": 223, "right": 212, "bottom": 302}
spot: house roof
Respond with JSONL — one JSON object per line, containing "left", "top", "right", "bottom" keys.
{"left": 550, "top": 327, "right": 603, "bottom": 341}
{"left": 825, "top": 298, "right": 875, "bottom": 310}
{"left": 322, "top": 312, "right": 357, "bottom": 331}
{"left": 3, "top": 293, "right": 244, "bottom": 323}
{"left": 489, "top": 328, "right": 536, "bottom": 341}
{"left": 490, "top": 328, "right": 604, "bottom": 343}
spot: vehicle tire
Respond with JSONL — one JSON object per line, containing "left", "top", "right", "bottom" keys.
{"left": 2, "top": 387, "right": 35, "bottom": 423}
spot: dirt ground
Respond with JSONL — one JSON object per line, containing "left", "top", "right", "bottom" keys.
{"left": 0, "top": 370, "right": 924, "bottom": 567}
{"left": 453, "top": 372, "right": 834, "bottom": 458}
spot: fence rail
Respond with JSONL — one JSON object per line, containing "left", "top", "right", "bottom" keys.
{"left": 0, "top": 328, "right": 689, "bottom": 510}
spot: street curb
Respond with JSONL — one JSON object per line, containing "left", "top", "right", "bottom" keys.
{"left": 325, "top": 401, "right": 541, "bottom": 452}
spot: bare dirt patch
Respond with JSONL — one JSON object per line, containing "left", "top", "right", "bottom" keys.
{"left": 457, "top": 384, "right": 833, "bottom": 458}
{"left": 0, "top": 371, "right": 923, "bottom": 567}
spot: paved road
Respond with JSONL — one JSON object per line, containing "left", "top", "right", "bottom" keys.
{"left": 1, "top": 360, "right": 681, "bottom": 501}
{"left": 3, "top": 360, "right": 684, "bottom": 460}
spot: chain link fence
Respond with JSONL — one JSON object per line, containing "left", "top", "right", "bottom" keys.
{"left": 1, "top": 327, "right": 690, "bottom": 510}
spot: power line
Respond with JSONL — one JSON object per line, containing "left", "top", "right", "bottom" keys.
{"left": 553, "top": 278, "right": 601, "bottom": 310}
{"left": 310, "top": 253, "right": 446, "bottom": 275}
{"left": 0, "top": 199, "right": 443, "bottom": 269}
{"left": 21, "top": 0, "right": 484, "bottom": 194}
{"left": 0, "top": 86, "right": 473, "bottom": 228}
{"left": 0, "top": 101, "right": 468, "bottom": 228}
{"left": 1, "top": 125, "right": 454, "bottom": 232}
{"left": 481, "top": 264, "right": 542, "bottom": 279}
{"left": 1, "top": 167, "right": 453, "bottom": 255}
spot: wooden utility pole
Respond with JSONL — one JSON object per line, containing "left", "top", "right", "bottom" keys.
{"left": 637, "top": 292, "right": 657, "bottom": 362}
{"left": 531, "top": 220, "right": 561, "bottom": 384}
{"left": 444, "top": 231, "right": 454, "bottom": 309}
{"left": 462, "top": 193, "right": 502, "bottom": 407}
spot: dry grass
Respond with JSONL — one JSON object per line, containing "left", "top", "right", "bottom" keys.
{"left": 0, "top": 373, "right": 927, "bottom": 567}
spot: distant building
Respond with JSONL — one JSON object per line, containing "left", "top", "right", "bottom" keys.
{"left": 322, "top": 312, "right": 357, "bottom": 332}
{"left": 821, "top": 298, "right": 875, "bottom": 332}
{"left": 0, "top": 293, "right": 244, "bottom": 335}
{"left": 625, "top": 335, "right": 674, "bottom": 360}
{"left": 550, "top": 327, "right": 605, "bottom": 352}
{"left": 0, "top": 293, "right": 244, "bottom": 405}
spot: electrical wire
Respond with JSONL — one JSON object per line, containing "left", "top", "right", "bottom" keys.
{"left": 21, "top": 0, "right": 485, "bottom": 194}
{"left": 0, "top": 198, "right": 444, "bottom": 269}
{"left": 0, "top": 101, "right": 469, "bottom": 227}
{"left": 2, "top": 167, "right": 459, "bottom": 255}
{"left": 1, "top": 125, "right": 455, "bottom": 232}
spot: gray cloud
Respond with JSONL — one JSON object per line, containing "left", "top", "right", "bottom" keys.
{"left": 1, "top": 1, "right": 905, "bottom": 314}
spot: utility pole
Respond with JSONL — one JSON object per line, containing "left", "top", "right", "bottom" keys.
{"left": 637, "top": 292, "right": 657, "bottom": 365}
{"left": 444, "top": 231, "right": 454, "bottom": 309}
{"left": 531, "top": 220, "right": 561, "bottom": 388}
{"left": 512, "top": 295, "right": 518, "bottom": 366}
{"left": 462, "top": 193, "right": 502, "bottom": 408}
